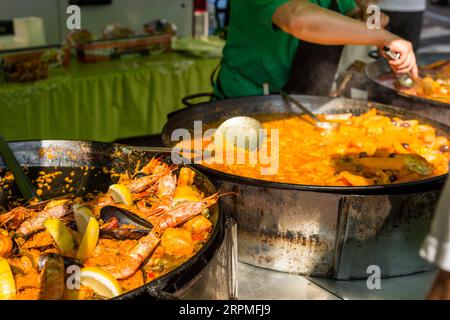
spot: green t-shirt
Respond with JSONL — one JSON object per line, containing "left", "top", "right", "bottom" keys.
{"left": 214, "top": 0, "right": 357, "bottom": 99}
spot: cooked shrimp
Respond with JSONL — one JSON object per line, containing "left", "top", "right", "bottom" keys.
{"left": 104, "top": 193, "right": 218, "bottom": 279}
{"left": 127, "top": 158, "right": 174, "bottom": 194}
{"left": 103, "top": 231, "right": 160, "bottom": 280}
{"left": 17, "top": 203, "right": 71, "bottom": 236}
{"left": 156, "top": 194, "right": 218, "bottom": 230}
{"left": 0, "top": 207, "right": 36, "bottom": 230}
{"left": 156, "top": 174, "right": 177, "bottom": 204}
{"left": 135, "top": 174, "right": 177, "bottom": 218}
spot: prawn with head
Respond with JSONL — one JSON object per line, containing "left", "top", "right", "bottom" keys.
{"left": 135, "top": 167, "right": 203, "bottom": 220}
{"left": 127, "top": 158, "right": 176, "bottom": 203}
{"left": 0, "top": 200, "right": 72, "bottom": 237}
{"left": 102, "top": 192, "right": 219, "bottom": 280}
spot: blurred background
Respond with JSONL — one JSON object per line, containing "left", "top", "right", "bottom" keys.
{"left": 0, "top": 0, "right": 447, "bottom": 146}
{"left": 0, "top": 0, "right": 230, "bottom": 48}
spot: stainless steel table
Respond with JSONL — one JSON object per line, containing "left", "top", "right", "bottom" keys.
{"left": 237, "top": 262, "right": 435, "bottom": 300}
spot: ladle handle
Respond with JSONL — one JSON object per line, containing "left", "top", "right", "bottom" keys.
{"left": 0, "top": 136, "right": 40, "bottom": 201}
{"left": 275, "top": 87, "right": 322, "bottom": 123}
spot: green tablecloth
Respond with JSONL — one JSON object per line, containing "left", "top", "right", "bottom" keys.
{"left": 0, "top": 53, "right": 220, "bottom": 142}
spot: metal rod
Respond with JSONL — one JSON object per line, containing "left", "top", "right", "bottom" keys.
{"left": 275, "top": 87, "right": 324, "bottom": 124}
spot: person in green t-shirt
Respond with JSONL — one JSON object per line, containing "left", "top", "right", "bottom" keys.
{"left": 214, "top": 0, "right": 418, "bottom": 99}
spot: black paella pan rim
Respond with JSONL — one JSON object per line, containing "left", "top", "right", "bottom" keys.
{"left": 0, "top": 140, "right": 225, "bottom": 300}
{"left": 162, "top": 95, "right": 450, "bottom": 196}
{"left": 192, "top": 165, "right": 447, "bottom": 195}
{"left": 364, "top": 52, "right": 450, "bottom": 108}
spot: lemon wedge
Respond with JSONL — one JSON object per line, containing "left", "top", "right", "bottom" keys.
{"left": 80, "top": 267, "right": 122, "bottom": 299}
{"left": 73, "top": 204, "right": 95, "bottom": 236}
{"left": 76, "top": 217, "right": 99, "bottom": 261}
{"left": 109, "top": 184, "right": 133, "bottom": 207}
{"left": 44, "top": 217, "right": 75, "bottom": 255}
{"left": 0, "top": 257, "right": 16, "bottom": 300}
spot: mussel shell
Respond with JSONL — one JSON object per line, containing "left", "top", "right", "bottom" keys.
{"left": 100, "top": 206, "right": 153, "bottom": 229}
{"left": 68, "top": 220, "right": 78, "bottom": 231}
{"left": 61, "top": 256, "right": 84, "bottom": 269}
{"left": 38, "top": 253, "right": 83, "bottom": 271}
{"left": 38, "top": 253, "right": 62, "bottom": 272}
{"left": 38, "top": 253, "right": 65, "bottom": 300}
{"left": 100, "top": 228, "right": 150, "bottom": 240}
{"left": 11, "top": 233, "right": 25, "bottom": 256}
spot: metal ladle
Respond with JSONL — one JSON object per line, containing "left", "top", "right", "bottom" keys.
{"left": 275, "top": 88, "right": 339, "bottom": 131}
{"left": 214, "top": 116, "right": 265, "bottom": 151}
{"left": 213, "top": 89, "right": 339, "bottom": 151}
{"left": 383, "top": 46, "right": 421, "bottom": 89}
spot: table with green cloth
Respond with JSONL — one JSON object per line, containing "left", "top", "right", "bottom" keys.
{"left": 0, "top": 52, "right": 220, "bottom": 142}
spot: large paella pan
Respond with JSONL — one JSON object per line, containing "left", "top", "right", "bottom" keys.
{"left": 0, "top": 141, "right": 234, "bottom": 300}
{"left": 162, "top": 95, "right": 450, "bottom": 279}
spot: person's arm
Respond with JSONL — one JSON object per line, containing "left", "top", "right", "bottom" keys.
{"left": 427, "top": 270, "right": 450, "bottom": 300}
{"left": 420, "top": 174, "right": 450, "bottom": 300}
{"left": 272, "top": 0, "right": 418, "bottom": 76}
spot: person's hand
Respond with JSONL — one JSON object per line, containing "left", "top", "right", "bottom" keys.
{"left": 381, "top": 35, "right": 419, "bottom": 78}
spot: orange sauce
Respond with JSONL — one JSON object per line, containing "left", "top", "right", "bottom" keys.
{"left": 178, "top": 109, "right": 449, "bottom": 186}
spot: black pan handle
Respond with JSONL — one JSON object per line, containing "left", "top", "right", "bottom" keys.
{"left": 181, "top": 93, "right": 218, "bottom": 108}
{"left": 0, "top": 136, "right": 40, "bottom": 201}
{"left": 167, "top": 93, "right": 219, "bottom": 119}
